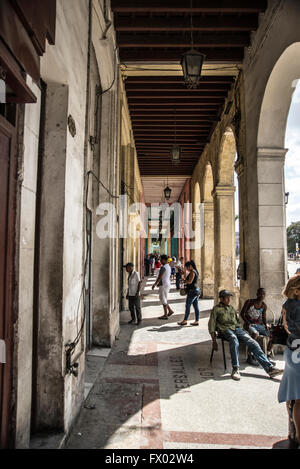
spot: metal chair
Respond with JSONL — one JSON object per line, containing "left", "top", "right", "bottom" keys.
{"left": 210, "top": 333, "right": 227, "bottom": 371}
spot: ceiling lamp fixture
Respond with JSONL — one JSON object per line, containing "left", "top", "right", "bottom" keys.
{"left": 171, "top": 108, "right": 181, "bottom": 165}
{"left": 181, "top": 0, "right": 206, "bottom": 89}
{"left": 164, "top": 179, "right": 172, "bottom": 201}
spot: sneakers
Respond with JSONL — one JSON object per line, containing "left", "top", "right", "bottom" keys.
{"left": 267, "top": 355, "right": 276, "bottom": 367}
{"left": 231, "top": 367, "right": 241, "bottom": 381}
{"left": 268, "top": 367, "right": 283, "bottom": 378}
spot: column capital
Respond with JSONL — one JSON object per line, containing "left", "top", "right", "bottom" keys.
{"left": 212, "top": 184, "right": 236, "bottom": 198}
{"left": 257, "top": 147, "right": 288, "bottom": 162}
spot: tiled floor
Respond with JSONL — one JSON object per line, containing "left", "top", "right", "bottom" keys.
{"left": 66, "top": 276, "right": 289, "bottom": 449}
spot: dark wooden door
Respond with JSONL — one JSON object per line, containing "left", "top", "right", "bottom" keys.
{"left": 0, "top": 114, "right": 17, "bottom": 448}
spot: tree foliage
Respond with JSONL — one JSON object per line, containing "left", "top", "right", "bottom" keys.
{"left": 287, "top": 221, "right": 300, "bottom": 252}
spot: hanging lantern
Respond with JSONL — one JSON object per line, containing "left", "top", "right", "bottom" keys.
{"left": 164, "top": 186, "right": 172, "bottom": 201}
{"left": 170, "top": 144, "right": 181, "bottom": 164}
{"left": 181, "top": 49, "right": 206, "bottom": 89}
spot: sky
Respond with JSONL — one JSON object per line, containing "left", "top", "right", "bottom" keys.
{"left": 285, "top": 80, "right": 300, "bottom": 227}
{"left": 233, "top": 81, "right": 300, "bottom": 230}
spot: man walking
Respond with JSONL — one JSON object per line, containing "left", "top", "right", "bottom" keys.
{"left": 152, "top": 254, "right": 174, "bottom": 320}
{"left": 208, "top": 290, "right": 283, "bottom": 381}
{"left": 124, "top": 263, "right": 142, "bottom": 325}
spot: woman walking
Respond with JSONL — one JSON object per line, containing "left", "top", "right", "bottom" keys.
{"left": 278, "top": 276, "right": 300, "bottom": 449}
{"left": 178, "top": 261, "right": 201, "bottom": 326}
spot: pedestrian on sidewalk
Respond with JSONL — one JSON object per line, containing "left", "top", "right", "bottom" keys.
{"left": 170, "top": 257, "right": 176, "bottom": 280}
{"left": 175, "top": 257, "right": 184, "bottom": 290}
{"left": 124, "top": 263, "right": 142, "bottom": 325}
{"left": 152, "top": 254, "right": 175, "bottom": 320}
{"left": 145, "top": 255, "right": 151, "bottom": 277}
{"left": 154, "top": 257, "right": 161, "bottom": 277}
{"left": 151, "top": 255, "right": 155, "bottom": 276}
{"left": 178, "top": 261, "right": 201, "bottom": 327}
{"left": 240, "top": 288, "right": 274, "bottom": 366}
{"left": 208, "top": 290, "right": 283, "bottom": 381}
{"left": 278, "top": 276, "right": 300, "bottom": 449}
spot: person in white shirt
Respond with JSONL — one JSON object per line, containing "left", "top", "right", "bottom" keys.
{"left": 124, "top": 263, "right": 142, "bottom": 325}
{"left": 152, "top": 255, "right": 175, "bottom": 320}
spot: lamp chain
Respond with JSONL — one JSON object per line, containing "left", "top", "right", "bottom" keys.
{"left": 190, "top": 0, "right": 194, "bottom": 49}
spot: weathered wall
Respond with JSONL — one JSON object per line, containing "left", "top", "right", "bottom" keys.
{"left": 14, "top": 77, "right": 41, "bottom": 448}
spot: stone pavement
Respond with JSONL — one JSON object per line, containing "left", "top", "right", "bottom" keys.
{"left": 66, "top": 276, "right": 288, "bottom": 450}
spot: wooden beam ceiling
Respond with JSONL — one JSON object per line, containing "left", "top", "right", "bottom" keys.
{"left": 112, "top": 1, "right": 268, "bottom": 176}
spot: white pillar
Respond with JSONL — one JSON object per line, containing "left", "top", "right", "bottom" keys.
{"left": 257, "top": 147, "right": 288, "bottom": 319}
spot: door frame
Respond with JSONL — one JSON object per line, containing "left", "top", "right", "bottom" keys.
{"left": 0, "top": 112, "right": 17, "bottom": 448}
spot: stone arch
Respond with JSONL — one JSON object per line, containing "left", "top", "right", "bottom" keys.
{"left": 258, "top": 42, "right": 300, "bottom": 149}
{"left": 218, "top": 127, "right": 236, "bottom": 186}
{"left": 203, "top": 162, "right": 214, "bottom": 202}
{"left": 256, "top": 43, "right": 300, "bottom": 316}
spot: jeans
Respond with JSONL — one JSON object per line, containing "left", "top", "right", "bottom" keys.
{"left": 248, "top": 323, "right": 270, "bottom": 337}
{"left": 222, "top": 327, "right": 273, "bottom": 371}
{"left": 128, "top": 296, "right": 142, "bottom": 322}
{"left": 184, "top": 289, "right": 201, "bottom": 321}
{"left": 176, "top": 272, "right": 181, "bottom": 290}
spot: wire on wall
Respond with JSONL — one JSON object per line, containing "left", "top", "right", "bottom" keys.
{"left": 65, "top": 167, "right": 136, "bottom": 375}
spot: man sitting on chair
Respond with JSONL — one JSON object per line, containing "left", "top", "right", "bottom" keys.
{"left": 208, "top": 290, "right": 283, "bottom": 381}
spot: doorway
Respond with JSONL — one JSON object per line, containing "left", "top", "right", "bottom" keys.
{"left": 0, "top": 109, "right": 17, "bottom": 448}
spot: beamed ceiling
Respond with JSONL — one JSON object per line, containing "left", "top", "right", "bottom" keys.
{"left": 111, "top": 0, "right": 268, "bottom": 177}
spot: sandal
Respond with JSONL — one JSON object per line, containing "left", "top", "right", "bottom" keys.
{"left": 158, "top": 315, "right": 169, "bottom": 320}
{"left": 167, "top": 310, "right": 175, "bottom": 317}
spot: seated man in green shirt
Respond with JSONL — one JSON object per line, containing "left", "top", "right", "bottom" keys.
{"left": 208, "top": 290, "right": 283, "bottom": 381}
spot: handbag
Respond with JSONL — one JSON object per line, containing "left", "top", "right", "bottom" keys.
{"left": 179, "top": 280, "right": 187, "bottom": 296}
{"left": 270, "top": 315, "right": 288, "bottom": 345}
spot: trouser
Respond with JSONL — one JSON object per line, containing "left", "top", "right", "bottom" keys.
{"left": 175, "top": 272, "right": 181, "bottom": 290}
{"left": 184, "top": 289, "right": 201, "bottom": 321}
{"left": 221, "top": 327, "right": 273, "bottom": 372}
{"left": 128, "top": 296, "right": 142, "bottom": 322}
{"left": 145, "top": 264, "right": 150, "bottom": 276}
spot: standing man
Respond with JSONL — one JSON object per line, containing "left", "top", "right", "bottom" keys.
{"left": 145, "top": 255, "right": 151, "bottom": 277}
{"left": 124, "top": 263, "right": 142, "bottom": 325}
{"left": 208, "top": 290, "right": 283, "bottom": 381}
{"left": 152, "top": 254, "right": 174, "bottom": 320}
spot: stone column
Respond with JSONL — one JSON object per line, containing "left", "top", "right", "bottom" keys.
{"left": 36, "top": 83, "right": 68, "bottom": 430}
{"left": 213, "top": 185, "right": 237, "bottom": 306}
{"left": 257, "top": 148, "right": 287, "bottom": 319}
{"left": 235, "top": 158, "right": 249, "bottom": 307}
{"left": 201, "top": 202, "right": 214, "bottom": 298}
{"left": 192, "top": 211, "right": 202, "bottom": 277}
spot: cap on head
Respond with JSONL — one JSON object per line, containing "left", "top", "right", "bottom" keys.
{"left": 219, "top": 290, "right": 233, "bottom": 298}
{"left": 124, "top": 263, "right": 134, "bottom": 269}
